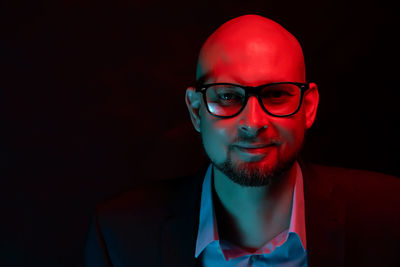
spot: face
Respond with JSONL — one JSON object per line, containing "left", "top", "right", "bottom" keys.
{"left": 186, "top": 15, "right": 319, "bottom": 186}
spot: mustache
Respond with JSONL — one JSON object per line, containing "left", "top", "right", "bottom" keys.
{"left": 231, "top": 129, "right": 282, "bottom": 147}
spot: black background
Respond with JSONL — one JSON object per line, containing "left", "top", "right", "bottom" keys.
{"left": 2, "top": 0, "right": 399, "bottom": 266}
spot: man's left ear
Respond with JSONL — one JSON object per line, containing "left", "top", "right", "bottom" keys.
{"left": 303, "top": 82, "right": 319, "bottom": 129}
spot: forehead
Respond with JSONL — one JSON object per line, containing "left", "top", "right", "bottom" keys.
{"left": 197, "top": 16, "right": 305, "bottom": 85}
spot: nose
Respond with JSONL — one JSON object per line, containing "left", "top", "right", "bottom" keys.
{"left": 238, "top": 96, "right": 270, "bottom": 136}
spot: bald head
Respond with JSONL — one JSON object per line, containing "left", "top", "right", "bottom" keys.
{"left": 196, "top": 15, "right": 305, "bottom": 85}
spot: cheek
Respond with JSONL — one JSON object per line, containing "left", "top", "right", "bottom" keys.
{"left": 200, "top": 109, "right": 237, "bottom": 161}
{"left": 272, "top": 116, "right": 305, "bottom": 152}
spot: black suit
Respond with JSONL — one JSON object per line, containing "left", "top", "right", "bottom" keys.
{"left": 85, "top": 163, "right": 400, "bottom": 267}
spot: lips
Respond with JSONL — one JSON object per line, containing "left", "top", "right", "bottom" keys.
{"left": 235, "top": 145, "right": 273, "bottom": 154}
{"left": 235, "top": 143, "right": 273, "bottom": 148}
{"left": 233, "top": 142, "right": 278, "bottom": 155}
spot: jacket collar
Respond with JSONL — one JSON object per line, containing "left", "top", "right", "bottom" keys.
{"left": 161, "top": 168, "right": 206, "bottom": 267}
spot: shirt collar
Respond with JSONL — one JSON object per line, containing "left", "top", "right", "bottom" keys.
{"left": 195, "top": 162, "right": 306, "bottom": 258}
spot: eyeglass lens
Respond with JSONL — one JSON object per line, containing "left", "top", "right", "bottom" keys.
{"left": 205, "top": 84, "right": 301, "bottom": 117}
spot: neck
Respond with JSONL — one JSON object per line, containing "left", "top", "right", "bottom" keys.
{"left": 213, "top": 162, "right": 297, "bottom": 250}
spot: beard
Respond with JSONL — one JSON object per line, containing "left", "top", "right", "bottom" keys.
{"left": 201, "top": 132, "right": 303, "bottom": 186}
{"left": 200, "top": 120, "right": 306, "bottom": 187}
{"left": 213, "top": 147, "right": 299, "bottom": 187}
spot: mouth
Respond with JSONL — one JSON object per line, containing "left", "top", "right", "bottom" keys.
{"left": 232, "top": 142, "right": 278, "bottom": 156}
{"left": 235, "top": 145, "right": 274, "bottom": 154}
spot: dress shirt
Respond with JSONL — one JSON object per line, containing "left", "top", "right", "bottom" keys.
{"left": 195, "top": 162, "right": 307, "bottom": 267}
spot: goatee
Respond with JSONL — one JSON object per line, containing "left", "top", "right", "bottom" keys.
{"left": 214, "top": 155, "right": 297, "bottom": 187}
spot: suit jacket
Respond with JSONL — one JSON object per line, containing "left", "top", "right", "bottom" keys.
{"left": 85, "top": 163, "right": 400, "bottom": 267}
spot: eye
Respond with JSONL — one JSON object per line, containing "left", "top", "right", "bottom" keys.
{"left": 219, "top": 93, "right": 239, "bottom": 100}
{"left": 262, "top": 89, "right": 292, "bottom": 99}
{"left": 205, "top": 85, "right": 245, "bottom": 106}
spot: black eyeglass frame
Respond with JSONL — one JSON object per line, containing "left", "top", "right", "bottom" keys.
{"left": 195, "top": 82, "right": 311, "bottom": 118}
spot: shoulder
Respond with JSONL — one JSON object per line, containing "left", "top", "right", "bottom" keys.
{"left": 305, "top": 163, "right": 400, "bottom": 224}
{"left": 97, "top": 177, "right": 187, "bottom": 213}
{"left": 307, "top": 163, "right": 400, "bottom": 194}
{"left": 93, "top": 169, "right": 206, "bottom": 227}
{"left": 85, "top": 170, "right": 206, "bottom": 265}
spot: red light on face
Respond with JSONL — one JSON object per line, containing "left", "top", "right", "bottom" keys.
{"left": 186, "top": 15, "right": 319, "bottom": 185}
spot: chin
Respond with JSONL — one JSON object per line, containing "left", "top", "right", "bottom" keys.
{"left": 214, "top": 154, "right": 297, "bottom": 187}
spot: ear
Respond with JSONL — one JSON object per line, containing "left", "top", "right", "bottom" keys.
{"left": 185, "top": 87, "right": 202, "bottom": 132}
{"left": 303, "top": 82, "right": 319, "bottom": 129}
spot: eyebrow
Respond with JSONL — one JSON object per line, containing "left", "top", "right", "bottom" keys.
{"left": 196, "top": 73, "right": 244, "bottom": 87}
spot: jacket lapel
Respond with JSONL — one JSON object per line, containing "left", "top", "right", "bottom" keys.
{"left": 301, "top": 162, "right": 346, "bottom": 267}
{"left": 161, "top": 169, "right": 206, "bottom": 267}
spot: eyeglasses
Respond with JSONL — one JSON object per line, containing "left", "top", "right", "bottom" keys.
{"left": 195, "top": 82, "right": 310, "bottom": 118}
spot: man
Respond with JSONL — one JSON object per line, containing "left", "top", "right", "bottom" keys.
{"left": 85, "top": 15, "right": 400, "bottom": 266}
